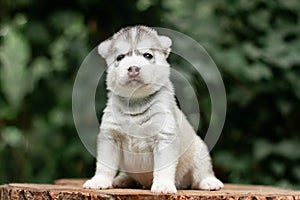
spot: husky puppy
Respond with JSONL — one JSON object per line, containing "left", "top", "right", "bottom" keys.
{"left": 83, "top": 25, "right": 223, "bottom": 194}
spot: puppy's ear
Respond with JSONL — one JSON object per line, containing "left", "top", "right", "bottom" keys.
{"left": 158, "top": 36, "right": 172, "bottom": 57}
{"left": 98, "top": 39, "right": 112, "bottom": 58}
{"left": 159, "top": 36, "right": 172, "bottom": 49}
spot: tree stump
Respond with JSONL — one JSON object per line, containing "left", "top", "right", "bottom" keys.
{"left": 1, "top": 179, "right": 299, "bottom": 200}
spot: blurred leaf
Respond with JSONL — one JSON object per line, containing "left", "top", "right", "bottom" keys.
{"left": 30, "top": 56, "right": 51, "bottom": 88}
{"left": 293, "top": 167, "right": 300, "bottom": 181}
{"left": 285, "top": 72, "right": 300, "bottom": 99}
{"left": 0, "top": 27, "right": 31, "bottom": 108}
{"left": 263, "top": 28, "right": 300, "bottom": 69}
{"left": 248, "top": 9, "right": 270, "bottom": 30}
{"left": 228, "top": 87, "right": 254, "bottom": 107}
{"left": 48, "top": 107, "right": 66, "bottom": 127}
{"left": 274, "top": 140, "right": 300, "bottom": 159}
{"left": 49, "top": 36, "right": 68, "bottom": 71}
{"left": 137, "top": 0, "right": 152, "bottom": 11}
{"left": 242, "top": 43, "right": 262, "bottom": 60}
{"left": 244, "top": 63, "right": 273, "bottom": 81}
{"left": 1, "top": 126, "right": 24, "bottom": 147}
{"left": 270, "top": 161, "right": 285, "bottom": 176}
{"left": 218, "top": 48, "right": 247, "bottom": 78}
{"left": 253, "top": 139, "right": 273, "bottom": 161}
{"left": 276, "top": 99, "right": 292, "bottom": 116}
{"left": 49, "top": 12, "right": 89, "bottom": 71}
{"left": 0, "top": 97, "right": 17, "bottom": 120}
{"left": 280, "top": 0, "right": 300, "bottom": 11}
{"left": 26, "top": 21, "right": 51, "bottom": 46}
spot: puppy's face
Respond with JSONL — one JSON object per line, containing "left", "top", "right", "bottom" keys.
{"left": 98, "top": 26, "right": 172, "bottom": 98}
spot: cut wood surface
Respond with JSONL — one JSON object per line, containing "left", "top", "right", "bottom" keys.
{"left": 1, "top": 179, "right": 299, "bottom": 200}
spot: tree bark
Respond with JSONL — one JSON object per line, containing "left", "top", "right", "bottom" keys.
{"left": 0, "top": 179, "right": 299, "bottom": 200}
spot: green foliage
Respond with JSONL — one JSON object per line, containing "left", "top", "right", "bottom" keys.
{"left": 0, "top": 0, "right": 164, "bottom": 184}
{"left": 0, "top": 0, "right": 299, "bottom": 189}
{"left": 164, "top": 0, "right": 300, "bottom": 189}
{"left": 0, "top": 10, "right": 93, "bottom": 183}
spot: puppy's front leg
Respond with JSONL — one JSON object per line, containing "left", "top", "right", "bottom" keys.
{"left": 151, "top": 137, "right": 179, "bottom": 194}
{"left": 83, "top": 131, "right": 119, "bottom": 189}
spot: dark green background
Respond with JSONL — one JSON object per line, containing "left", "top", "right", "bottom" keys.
{"left": 0, "top": 0, "right": 299, "bottom": 189}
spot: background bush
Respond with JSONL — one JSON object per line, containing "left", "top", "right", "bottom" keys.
{"left": 0, "top": 0, "right": 299, "bottom": 189}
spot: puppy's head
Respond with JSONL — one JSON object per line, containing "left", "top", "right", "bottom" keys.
{"left": 98, "top": 26, "right": 172, "bottom": 99}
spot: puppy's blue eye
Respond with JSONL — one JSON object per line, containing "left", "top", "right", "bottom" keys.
{"left": 116, "top": 54, "right": 125, "bottom": 61}
{"left": 143, "top": 53, "right": 153, "bottom": 59}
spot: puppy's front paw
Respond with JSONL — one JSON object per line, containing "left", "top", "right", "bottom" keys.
{"left": 200, "top": 177, "right": 223, "bottom": 191}
{"left": 151, "top": 180, "right": 177, "bottom": 194}
{"left": 83, "top": 175, "right": 112, "bottom": 189}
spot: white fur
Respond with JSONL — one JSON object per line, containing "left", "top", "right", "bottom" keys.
{"left": 83, "top": 26, "right": 223, "bottom": 194}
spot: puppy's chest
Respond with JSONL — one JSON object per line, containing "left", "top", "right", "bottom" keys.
{"left": 115, "top": 107, "right": 169, "bottom": 139}
{"left": 112, "top": 114, "right": 169, "bottom": 154}
{"left": 108, "top": 95, "right": 176, "bottom": 152}
{"left": 116, "top": 133, "right": 156, "bottom": 153}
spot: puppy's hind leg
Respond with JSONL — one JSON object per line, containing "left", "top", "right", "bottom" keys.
{"left": 191, "top": 142, "right": 223, "bottom": 191}
{"left": 112, "top": 172, "right": 138, "bottom": 188}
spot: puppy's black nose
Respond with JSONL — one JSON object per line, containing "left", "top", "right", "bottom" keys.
{"left": 128, "top": 66, "right": 140, "bottom": 77}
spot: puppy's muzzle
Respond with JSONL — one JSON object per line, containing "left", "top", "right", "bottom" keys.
{"left": 128, "top": 66, "right": 141, "bottom": 77}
